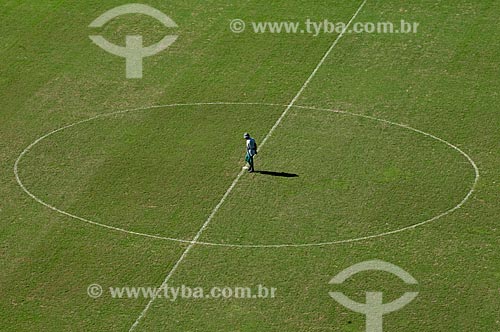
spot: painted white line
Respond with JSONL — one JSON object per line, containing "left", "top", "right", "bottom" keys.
{"left": 128, "top": 167, "right": 246, "bottom": 332}
{"left": 14, "top": 102, "right": 480, "bottom": 248}
{"left": 128, "top": 1, "right": 369, "bottom": 329}
{"left": 259, "top": 0, "right": 368, "bottom": 149}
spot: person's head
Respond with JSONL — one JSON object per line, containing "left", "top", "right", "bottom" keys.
{"left": 243, "top": 132, "right": 250, "bottom": 139}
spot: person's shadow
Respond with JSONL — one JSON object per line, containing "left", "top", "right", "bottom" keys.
{"left": 255, "top": 170, "right": 298, "bottom": 178}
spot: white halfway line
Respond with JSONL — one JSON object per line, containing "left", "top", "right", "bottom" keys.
{"left": 128, "top": 1, "right": 369, "bottom": 330}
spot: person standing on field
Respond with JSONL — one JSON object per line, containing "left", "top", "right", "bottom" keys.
{"left": 244, "top": 133, "right": 257, "bottom": 173}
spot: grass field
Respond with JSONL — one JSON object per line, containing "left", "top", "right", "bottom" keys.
{"left": 1, "top": 0, "right": 499, "bottom": 331}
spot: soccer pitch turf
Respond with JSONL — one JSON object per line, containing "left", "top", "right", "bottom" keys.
{"left": 1, "top": 0, "right": 499, "bottom": 331}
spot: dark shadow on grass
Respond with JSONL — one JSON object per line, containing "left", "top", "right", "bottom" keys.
{"left": 255, "top": 170, "right": 299, "bottom": 178}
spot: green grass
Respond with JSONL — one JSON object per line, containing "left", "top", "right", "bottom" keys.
{"left": 1, "top": 0, "right": 499, "bottom": 331}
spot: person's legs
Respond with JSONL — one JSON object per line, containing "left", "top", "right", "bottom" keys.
{"left": 248, "top": 155, "right": 254, "bottom": 172}
{"left": 245, "top": 153, "right": 254, "bottom": 172}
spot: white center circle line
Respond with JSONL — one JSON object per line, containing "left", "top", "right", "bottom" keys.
{"left": 14, "top": 102, "right": 479, "bottom": 248}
